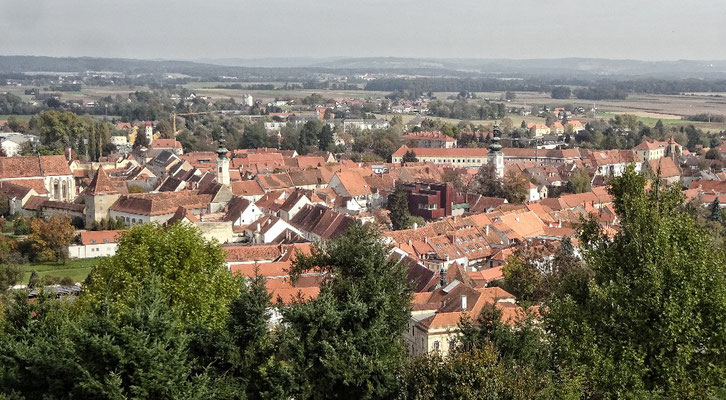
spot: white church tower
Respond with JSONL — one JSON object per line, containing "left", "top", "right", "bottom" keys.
{"left": 216, "top": 138, "right": 230, "bottom": 185}
{"left": 488, "top": 123, "right": 504, "bottom": 179}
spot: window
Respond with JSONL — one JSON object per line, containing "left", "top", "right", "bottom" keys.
{"left": 433, "top": 340, "right": 440, "bottom": 351}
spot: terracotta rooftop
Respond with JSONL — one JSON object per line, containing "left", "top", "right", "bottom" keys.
{"left": 392, "top": 146, "right": 488, "bottom": 158}
{"left": 110, "top": 191, "right": 212, "bottom": 216}
{"left": 80, "top": 230, "right": 122, "bottom": 245}
{"left": 0, "top": 155, "right": 71, "bottom": 179}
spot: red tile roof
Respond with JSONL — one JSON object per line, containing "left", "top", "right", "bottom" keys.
{"left": 231, "top": 180, "right": 265, "bottom": 196}
{"left": 110, "top": 191, "right": 212, "bottom": 216}
{"left": 0, "top": 155, "right": 71, "bottom": 178}
{"left": 80, "top": 230, "right": 122, "bottom": 245}
{"left": 392, "top": 146, "right": 488, "bottom": 158}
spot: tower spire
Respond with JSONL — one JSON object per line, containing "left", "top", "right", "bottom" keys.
{"left": 488, "top": 123, "right": 504, "bottom": 179}
{"left": 216, "top": 138, "right": 230, "bottom": 185}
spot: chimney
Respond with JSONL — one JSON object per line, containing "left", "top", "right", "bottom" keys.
{"left": 256, "top": 223, "right": 261, "bottom": 232}
{"left": 485, "top": 225, "right": 490, "bottom": 235}
{"left": 461, "top": 295, "right": 467, "bottom": 311}
{"left": 413, "top": 222, "right": 418, "bottom": 230}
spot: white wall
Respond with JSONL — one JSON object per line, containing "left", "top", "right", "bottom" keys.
{"left": 68, "top": 243, "right": 118, "bottom": 259}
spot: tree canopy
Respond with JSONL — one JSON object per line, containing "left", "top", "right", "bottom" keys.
{"left": 83, "top": 223, "right": 240, "bottom": 329}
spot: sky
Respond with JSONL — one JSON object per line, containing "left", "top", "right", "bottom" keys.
{"left": 1, "top": 0, "right": 725, "bottom": 61}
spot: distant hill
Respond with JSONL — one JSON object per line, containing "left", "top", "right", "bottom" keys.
{"left": 1, "top": 55, "right": 726, "bottom": 80}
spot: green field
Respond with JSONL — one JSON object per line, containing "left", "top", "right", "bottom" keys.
{"left": 0, "top": 114, "right": 33, "bottom": 121}
{"left": 597, "top": 112, "right": 725, "bottom": 130}
{"left": 21, "top": 258, "right": 98, "bottom": 284}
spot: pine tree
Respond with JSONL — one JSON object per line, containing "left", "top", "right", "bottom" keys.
{"left": 402, "top": 150, "right": 418, "bottom": 164}
{"left": 88, "top": 129, "right": 97, "bottom": 161}
{"left": 318, "top": 124, "right": 334, "bottom": 151}
{"left": 284, "top": 223, "right": 412, "bottom": 399}
{"left": 387, "top": 182, "right": 412, "bottom": 230}
{"left": 710, "top": 197, "right": 721, "bottom": 222}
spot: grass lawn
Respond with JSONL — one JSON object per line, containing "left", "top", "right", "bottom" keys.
{"left": 21, "top": 258, "right": 99, "bottom": 284}
{"left": 0, "top": 114, "right": 33, "bottom": 121}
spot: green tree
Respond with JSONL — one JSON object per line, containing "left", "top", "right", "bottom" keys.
{"left": 399, "top": 345, "right": 559, "bottom": 400}
{"left": 26, "top": 216, "right": 75, "bottom": 264}
{"left": 83, "top": 223, "right": 240, "bottom": 329}
{"left": 710, "top": 197, "right": 721, "bottom": 222}
{"left": 318, "top": 123, "right": 334, "bottom": 151}
{"left": 388, "top": 182, "right": 412, "bottom": 230}
{"left": 547, "top": 166, "right": 726, "bottom": 398}
{"left": 12, "top": 216, "right": 29, "bottom": 235}
{"left": 502, "top": 170, "right": 529, "bottom": 204}
{"left": 551, "top": 86, "right": 571, "bottom": 99}
{"left": 0, "top": 193, "right": 9, "bottom": 216}
{"left": 472, "top": 164, "right": 506, "bottom": 199}
{"left": 567, "top": 168, "right": 592, "bottom": 193}
{"left": 402, "top": 150, "right": 418, "bottom": 164}
{"left": 133, "top": 126, "right": 149, "bottom": 149}
{"left": 283, "top": 223, "right": 412, "bottom": 399}
{"left": 502, "top": 253, "right": 541, "bottom": 302}
{"left": 706, "top": 147, "right": 722, "bottom": 160}
{"left": 0, "top": 263, "right": 22, "bottom": 291}
{"left": 0, "top": 280, "right": 215, "bottom": 398}
{"left": 298, "top": 120, "right": 323, "bottom": 154}
{"left": 240, "top": 121, "right": 268, "bottom": 149}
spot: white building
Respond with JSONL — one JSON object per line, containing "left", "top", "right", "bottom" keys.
{"left": 68, "top": 230, "right": 121, "bottom": 259}
{"left": 242, "top": 94, "right": 254, "bottom": 107}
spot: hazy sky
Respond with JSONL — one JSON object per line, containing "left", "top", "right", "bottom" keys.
{"left": 1, "top": 0, "right": 725, "bottom": 61}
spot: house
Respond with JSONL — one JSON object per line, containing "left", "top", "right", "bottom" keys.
{"left": 501, "top": 148, "right": 581, "bottom": 165}
{"left": 527, "top": 123, "right": 551, "bottom": 137}
{"left": 0, "top": 155, "right": 75, "bottom": 202}
{"left": 645, "top": 157, "right": 681, "bottom": 185}
{"left": 109, "top": 191, "right": 212, "bottom": 225}
{"left": 584, "top": 150, "right": 641, "bottom": 177}
{"left": 401, "top": 182, "right": 457, "bottom": 220}
{"left": 391, "top": 146, "right": 489, "bottom": 167}
{"left": 224, "top": 196, "right": 263, "bottom": 226}
{"left": 551, "top": 121, "right": 565, "bottom": 134}
{"left": 566, "top": 120, "right": 585, "bottom": 133}
{"left": 338, "top": 119, "right": 389, "bottom": 132}
{"left": 0, "top": 133, "right": 37, "bottom": 156}
{"left": 279, "top": 190, "right": 312, "bottom": 221}
{"left": 0, "top": 182, "right": 39, "bottom": 215}
{"left": 231, "top": 180, "right": 266, "bottom": 201}
{"left": 634, "top": 137, "right": 680, "bottom": 161}
{"left": 328, "top": 170, "right": 374, "bottom": 210}
{"left": 401, "top": 131, "right": 457, "bottom": 148}
{"left": 150, "top": 138, "right": 184, "bottom": 155}
{"left": 289, "top": 204, "right": 354, "bottom": 244}
{"left": 68, "top": 230, "right": 122, "bottom": 259}
{"left": 244, "top": 215, "right": 302, "bottom": 244}
{"left": 405, "top": 278, "right": 522, "bottom": 356}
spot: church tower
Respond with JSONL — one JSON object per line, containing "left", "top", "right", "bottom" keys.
{"left": 488, "top": 123, "right": 504, "bottom": 179}
{"left": 216, "top": 138, "right": 230, "bottom": 186}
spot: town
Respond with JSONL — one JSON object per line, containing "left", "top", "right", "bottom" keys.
{"left": 1, "top": 1, "right": 725, "bottom": 396}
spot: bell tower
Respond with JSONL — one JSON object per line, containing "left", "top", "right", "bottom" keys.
{"left": 488, "top": 123, "right": 504, "bottom": 179}
{"left": 216, "top": 138, "right": 230, "bottom": 186}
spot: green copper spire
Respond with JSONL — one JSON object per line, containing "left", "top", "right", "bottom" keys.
{"left": 216, "top": 138, "right": 229, "bottom": 159}
{"left": 489, "top": 123, "right": 502, "bottom": 153}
